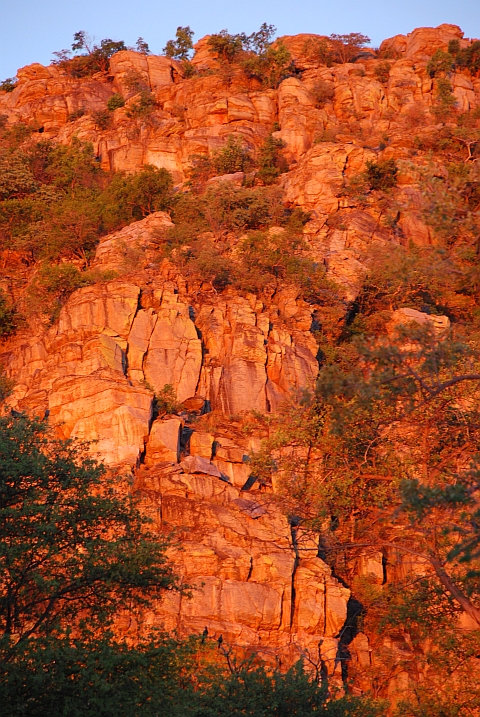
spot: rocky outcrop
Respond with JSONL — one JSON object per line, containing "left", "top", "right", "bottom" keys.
{"left": 135, "top": 461, "right": 350, "bottom": 673}
{"left": 1, "top": 23, "right": 479, "bottom": 677}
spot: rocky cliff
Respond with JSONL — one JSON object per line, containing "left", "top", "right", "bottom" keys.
{"left": 1, "top": 22, "right": 479, "bottom": 692}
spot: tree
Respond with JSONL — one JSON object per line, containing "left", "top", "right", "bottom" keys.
{"left": 102, "top": 164, "right": 174, "bottom": 228}
{"left": 53, "top": 32, "right": 127, "bottom": 77}
{"left": 136, "top": 37, "right": 150, "bottom": 54}
{"left": 257, "top": 133, "right": 288, "bottom": 184}
{"left": 212, "top": 135, "right": 253, "bottom": 174}
{"left": 255, "top": 324, "right": 480, "bottom": 626}
{"left": 328, "top": 33, "right": 371, "bottom": 64}
{"left": 164, "top": 26, "right": 195, "bottom": 60}
{"left": 207, "top": 29, "right": 247, "bottom": 64}
{"left": 0, "top": 414, "right": 179, "bottom": 667}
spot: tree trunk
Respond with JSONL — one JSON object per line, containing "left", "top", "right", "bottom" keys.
{"left": 430, "top": 556, "right": 480, "bottom": 627}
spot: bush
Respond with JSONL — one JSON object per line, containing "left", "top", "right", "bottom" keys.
{"left": 26, "top": 263, "right": 96, "bottom": 320}
{"left": 125, "top": 90, "right": 157, "bottom": 118}
{"left": 257, "top": 133, "right": 288, "bottom": 184}
{"left": 67, "top": 108, "right": 85, "bottom": 122}
{"left": 107, "top": 93, "right": 125, "bottom": 111}
{"left": 53, "top": 31, "right": 127, "bottom": 77}
{"left": 208, "top": 29, "right": 246, "bottom": 63}
{"left": 374, "top": 61, "right": 391, "bottom": 84}
{"left": 241, "top": 40, "right": 294, "bottom": 89}
{"left": 154, "top": 384, "right": 181, "bottom": 416}
{"left": 365, "top": 158, "right": 398, "bottom": 190}
{"left": 432, "top": 77, "right": 457, "bottom": 119}
{"left": 426, "top": 49, "right": 454, "bottom": 78}
{"left": 0, "top": 77, "right": 17, "bottom": 93}
{"left": 329, "top": 33, "right": 371, "bottom": 64}
{"left": 212, "top": 135, "right": 252, "bottom": 174}
{"left": 102, "top": 164, "right": 174, "bottom": 228}
{"left": 456, "top": 40, "right": 480, "bottom": 75}
{"left": 92, "top": 109, "right": 112, "bottom": 130}
{"left": 303, "top": 37, "right": 333, "bottom": 66}
{"left": 0, "top": 289, "right": 17, "bottom": 338}
{"left": 311, "top": 80, "right": 335, "bottom": 107}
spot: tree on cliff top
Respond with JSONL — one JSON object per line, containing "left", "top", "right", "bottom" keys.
{"left": 163, "top": 26, "right": 195, "bottom": 61}
{"left": 52, "top": 31, "right": 128, "bottom": 77}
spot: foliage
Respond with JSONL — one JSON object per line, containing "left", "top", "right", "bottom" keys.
{"left": 0, "top": 414, "right": 178, "bottom": 663}
{"left": 135, "top": 37, "right": 150, "bottom": 54}
{"left": 303, "top": 38, "right": 334, "bottom": 66}
{"left": 456, "top": 40, "right": 480, "bottom": 76}
{"left": 102, "top": 164, "right": 174, "bottom": 227}
{"left": 25, "top": 263, "right": 113, "bottom": 320}
{"left": 164, "top": 26, "right": 195, "bottom": 60}
{"left": 160, "top": 184, "right": 334, "bottom": 299}
{"left": 311, "top": 81, "right": 335, "bottom": 108}
{"left": 208, "top": 29, "right": 248, "bottom": 64}
{"left": 154, "top": 383, "right": 181, "bottom": 416}
{"left": 417, "top": 160, "right": 480, "bottom": 250}
{"left": 0, "top": 77, "right": 18, "bottom": 93}
{"left": 194, "top": 658, "right": 381, "bottom": 716}
{"left": 432, "top": 77, "right": 457, "bottom": 119}
{"left": 373, "top": 61, "right": 391, "bottom": 84}
{"left": 364, "top": 159, "right": 398, "bottom": 190}
{"left": 241, "top": 40, "right": 294, "bottom": 89}
{"left": 207, "top": 24, "right": 293, "bottom": 89}
{"left": 257, "top": 133, "right": 288, "bottom": 184}
{"left": 328, "top": 33, "right": 371, "bottom": 64}
{"left": 125, "top": 90, "right": 157, "bottom": 118}
{"left": 212, "top": 135, "right": 253, "bottom": 175}
{"left": 303, "top": 33, "right": 370, "bottom": 66}
{"left": 107, "top": 93, "right": 125, "bottom": 111}
{"left": 0, "top": 289, "right": 17, "bottom": 338}
{"left": 426, "top": 49, "right": 454, "bottom": 78}
{"left": 53, "top": 31, "right": 127, "bottom": 77}
{"left": 92, "top": 109, "right": 112, "bottom": 130}
{"left": 1, "top": 632, "right": 199, "bottom": 717}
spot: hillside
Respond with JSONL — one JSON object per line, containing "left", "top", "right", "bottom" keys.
{"left": 1, "top": 22, "right": 480, "bottom": 712}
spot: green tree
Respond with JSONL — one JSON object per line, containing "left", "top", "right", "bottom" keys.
{"left": 102, "top": 164, "right": 173, "bottom": 228}
{"left": 136, "top": 37, "right": 150, "bottom": 54}
{"left": 0, "top": 289, "right": 17, "bottom": 338}
{"left": 0, "top": 414, "right": 179, "bottom": 666}
{"left": 257, "top": 133, "right": 288, "bottom": 184}
{"left": 212, "top": 135, "right": 252, "bottom": 174}
{"left": 207, "top": 29, "right": 247, "bottom": 64}
{"left": 164, "top": 26, "right": 195, "bottom": 60}
{"left": 364, "top": 159, "right": 398, "bottom": 190}
{"left": 426, "top": 49, "right": 454, "bottom": 78}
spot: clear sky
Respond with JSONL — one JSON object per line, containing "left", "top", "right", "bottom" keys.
{"left": 1, "top": 0, "right": 479, "bottom": 80}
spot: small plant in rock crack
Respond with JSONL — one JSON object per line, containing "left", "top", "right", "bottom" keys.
{"left": 154, "top": 384, "right": 182, "bottom": 416}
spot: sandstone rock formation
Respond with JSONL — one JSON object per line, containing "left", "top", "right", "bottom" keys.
{"left": 1, "top": 23, "right": 479, "bottom": 681}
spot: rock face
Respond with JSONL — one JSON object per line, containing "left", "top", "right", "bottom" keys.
{"left": 135, "top": 460, "right": 349, "bottom": 673}
{"left": 1, "top": 23, "right": 479, "bottom": 676}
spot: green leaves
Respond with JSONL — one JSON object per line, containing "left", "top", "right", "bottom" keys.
{"left": 0, "top": 415, "right": 178, "bottom": 663}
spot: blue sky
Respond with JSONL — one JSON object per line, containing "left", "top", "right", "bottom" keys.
{"left": 1, "top": 0, "right": 479, "bottom": 80}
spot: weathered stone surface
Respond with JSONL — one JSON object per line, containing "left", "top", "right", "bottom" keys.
{"left": 146, "top": 417, "right": 182, "bottom": 464}
{"left": 189, "top": 431, "right": 214, "bottom": 459}
{"left": 379, "top": 24, "right": 465, "bottom": 62}
{"left": 135, "top": 465, "right": 350, "bottom": 665}
{"left": 388, "top": 307, "right": 451, "bottom": 336}
{"left": 143, "top": 295, "right": 202, "bottom": 403}
{"left": 180, "top": 455, "right": 222, "bottom": 478}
